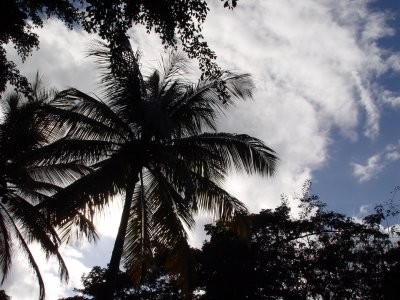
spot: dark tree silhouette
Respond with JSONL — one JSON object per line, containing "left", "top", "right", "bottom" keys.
{"left": 0, "top": 74, "right": 92, "bottom": 300}
{"left": 36, "top": 39, "right": 276, "bottom": 299}
{"left": 61, "top": 258, "right": 182, "bottom": 300}
{"left": 0, "top": 290, "right": 10, "bottom": 300}
{"left": 63, "top": 183, "right": 400, "bottom": 300}
{"left": 1, "top": 0, "right": 240, "bottom": 96}
{"left": 197, "top": 182, "right": 400, "bottom": 299}
{"left": 0, "top": 0, "right": 77, "bottom": 95}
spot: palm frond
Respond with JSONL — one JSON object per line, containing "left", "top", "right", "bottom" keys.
{"left": 87, "top": 39, "right": 147, "bottom": 125}
{"left": 146, "top": 169, "right": 191, "bottom": 248}
{"left": 51, "top": 88, "right": 131, "bottom": 142}
{"left": 173, "top": 132, "right": 277, "bottom": 176}
{"left": 30, "top": 72, "right": 59, "bottom": 105}
{"left": 192, "top": 172, "right": 248, "bottom": 221}
{"left": 150, "top": 156, "right": 246, "bottom": 223}
{"left": 157, "top": 141, "right": 227, "bottom": 183}
{"left": 5, "top": 195, "right": 69, "bottom": 282}
{"left": 15, "top": 185, "right": 58, "bottom": 204}
{"left": 145, "top": 70, "right": 161, "bottom": 99}
{"left": 57, "top": 211, "right": 98, "bottom": 244}
{"left": 167, "top": 72, "right": 254, "bottom": 135}
{"left": 20, "top": 138, "right": 115, "bottom": 166}
{"left": 27, "top": 163, "right": 92, "bottom": 188}
{"left": 0, "top": 202, "right": 46, "bottom": 300}
{"left": 144, "top": 167, "right": 196, "bottom": 294}
{"left": 0, "top": 210, "right": 12, "bottom": 284}
{"left": 156, "top": 52, "right": 191, "bottom": 98}
{"left": 41, "top": 157, "right": 127, "bottom": 226}
{"left": 123, "top": 172, "right": 153, "bottom": 286}
{"left": 148, "top": 167, "right": 195, "bottom": 231}
{"left": 221, "top": 72, "right": 254, "bottom": 102}
{"left": 0, "top": 103, "right": 48, "bottom": 156}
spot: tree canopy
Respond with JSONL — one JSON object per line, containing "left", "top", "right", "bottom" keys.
{"left": 197, "top": 186, "right": 400, "bottom": 299}
{"left": 32, "top": 38, "right": 276, "bottom": 299}
{"left": 0, "top": 74, "right": 91, "bottom": 300}
{"left": 63, "top": 182, "right": 400, "bottom": 299}
{"left": 1, "top": 0, "right": 239, "bottom": 97}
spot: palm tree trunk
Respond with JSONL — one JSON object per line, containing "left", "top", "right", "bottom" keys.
{"left": 104, "top": 176, "right": 137, "bottom": 300}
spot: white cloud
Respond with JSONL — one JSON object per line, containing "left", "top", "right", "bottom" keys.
{"left": 2, "top": 244, "right": 90, "bottom": 300}
{"left": 5, "top": 19, "right": 98, "bottom": 94}
{"left": 202, "top": 0, "right": 394, "bottom": 203}
{"left": 351, "top": 141, "right": 400, "bottom": 182}
{"left": 351, "top": 154, "right": 383, "bottom": 182}
{"left": 382, "top": 89, "right": 400, "bottom": 108}
{"left": 387, "top": 151, "right": 400, "bottom": 161}
{"left": 359, "top": 204, "right": 372, "bottom": 216}
{"left": 3, "top": 0, "right": 400, "bottom": 298}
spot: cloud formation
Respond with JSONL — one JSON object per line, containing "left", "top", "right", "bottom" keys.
{"left": 202, "top": 0, "right": 397, "bottom": 209}
{"left": 352, "top": 141, "right": 400, "bottom": 182}
{"left": 352, "top": 154, "right": 384, "bottom": 182}
{"left": 2, "top": 244, "right": 90, "bottom": 299}
{"left": 3, "top": 0, "right": 400, "bottom": 297}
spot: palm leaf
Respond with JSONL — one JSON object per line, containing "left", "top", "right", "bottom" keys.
{"left": 26, "top": 163, "right": 92, "bottom": 188}
{"left": 15, "top": 185, "right": 58, "bottom": 204}
{"left": 51, "top": 88, "right": 131, "bottom": 142}
{"left": 123, "top": 172, "right": 153, "bottom": 286}
{"left": 157, "top": 141, "right": 227, "bottom": 183}
{"left": 147, "top": 167, "right": 196, "bottom": 231}
{"left": 21, "top": 138, "right": 116, "bottom": 166}
{"left": 42, "top": 157, "right": 127, "bottom": 227}
{"left": 0, "top": 202, "right": 46, "bottom": 300}
{"left": 0, "top": 210, "right": 12, "bottom": 284}
{"left": 57, "top": 211, "right": 98, "bottom": 244}
{"left": 88, "top": 39, "right": 147, "bottom": 125}
{"left": 5, "top": 195, "right": 69, "bottom": 282}
{"left": 191, "top": 172, "right": 248, "bottom": 221}
{"left": 172, "top": 132, "right": 277, "bottom": 176}
{"left": 147, "top": 169, "right": 189, "bottom": 247}
{"left": 167, "top": 73, "right": 254, "bottom": 135}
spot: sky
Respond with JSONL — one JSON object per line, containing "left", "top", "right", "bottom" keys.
{"left": 3, "top": 0, "right": 400, "bottom": 298}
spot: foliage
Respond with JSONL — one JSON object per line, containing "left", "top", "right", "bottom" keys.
{"left": 62, "top": 183, "right": 400, "bottom": 300}
{"left": 197, "top": 182, "right": 400, "bottom": 299}
{"left": 35, "top": 39, "right": 276, "bottom": 298}
{"left": 0, "top": 290, "right": 10, "bottom": 300}
{"left": 0, "top": 0, "right": 78, "bottom": 95}
{"left": 61, "top": 253, "right": 183, "bottom": 300}
{"left": 1, "top": 0, "right": 240, "bottom": 97}
{"left": 0, "top": 74, "right": 92, "bottom": 300}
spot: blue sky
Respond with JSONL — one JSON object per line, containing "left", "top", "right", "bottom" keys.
{"left": 3, "top": 0, "right": 400, "bottom": 298}
{"left": 312, "top": 0, "right": 400, "bottom": 217}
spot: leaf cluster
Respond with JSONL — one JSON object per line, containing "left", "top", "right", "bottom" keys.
{"left": 0, "top": 0, "right": 241, "bottom": 97}
{"left": 0, "top": 36, "right": 273, "bottom": 299}
{"left": 64, "top": 187, "right": 400, "bottom": 299}
{"left": 197, "top": 186, "right": 400, "bottom": 300}
{"left": 33, "top": 39, "right": 275, "bottom": 298}
{"left": 0, "top": 0, "right": 79, "bottom": 94}
{"left": 0, "top": 74, "right": 82, "bottom": 300}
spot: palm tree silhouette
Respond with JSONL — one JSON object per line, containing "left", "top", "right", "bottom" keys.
{"left": 0, "top": 75, "right": 82, "bottom": 300}
{"left": 39, "top": 39, "right": 277, "bottom": 298}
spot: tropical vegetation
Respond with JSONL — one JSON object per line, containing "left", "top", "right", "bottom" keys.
{"left": 0, "top": 75, "right": 92, "bottom": 299}
{"left": 1, "top": 0, "right": 239, "bottom": 97}
{"left": 63, "top": 183, "right": 400, "bottom": 299}
{"left": 29, "top": 38, "right": 277, "bottom": 299}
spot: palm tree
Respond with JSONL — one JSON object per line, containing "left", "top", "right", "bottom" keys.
{"left": 0, "top": 75, "right": 90, "bottom": 300}
{"left": 38, "top": 39, "right": 277, "bottom": 299}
